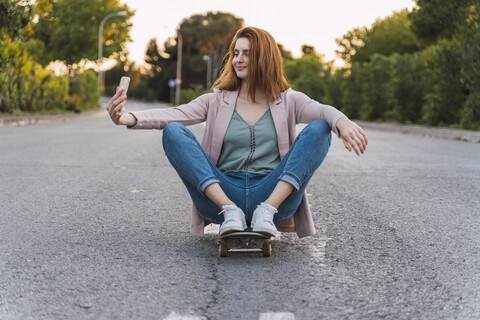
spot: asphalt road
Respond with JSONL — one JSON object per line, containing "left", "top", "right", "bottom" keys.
{"left": 1, "top": 100, "right": 479, "bottom": 319}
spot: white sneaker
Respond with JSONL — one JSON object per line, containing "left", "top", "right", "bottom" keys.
{"left": 219, "top": 205, "right": 247, "bottom": 236}
{"left": 251, "top": 203, "right": 278, "bottom": 236}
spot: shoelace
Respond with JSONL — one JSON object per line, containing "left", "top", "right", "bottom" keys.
{"left": 218, "top": 204, "right": 238, "bottom": 216}
{"left": 258, "top": 202, "right": 278, "bottom": 214}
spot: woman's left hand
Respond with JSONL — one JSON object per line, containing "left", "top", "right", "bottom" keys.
{"left": 336, "top": 117, "right": 368, "bottom": 156}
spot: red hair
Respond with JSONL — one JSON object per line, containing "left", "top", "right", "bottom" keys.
{"left": 213, "top": 26, "right": 290, "bottom": 102}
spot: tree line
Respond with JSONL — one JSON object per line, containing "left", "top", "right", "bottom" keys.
{"left": 104, "top": 11, "right": 245, "bottom": 104}
{"left": 111, "top": 0, "right": 478, "bottom": 130}
{"left": 287, "top": 0, "right": 479, "bottom": 130}
{"left": 0, "top": 0, "right": 132, "bottom": 114}
{"left": 1, "top": 0, "right": 479, "bottom": 130}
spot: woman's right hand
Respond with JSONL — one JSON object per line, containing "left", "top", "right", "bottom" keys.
{"left": 106, "top": 88, "right": 137, "bottom": 126}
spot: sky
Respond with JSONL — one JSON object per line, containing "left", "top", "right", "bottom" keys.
{"left": 123, "top": 0, "right": 416, "bottom": 66}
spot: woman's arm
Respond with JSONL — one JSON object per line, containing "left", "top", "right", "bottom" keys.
{"left": 290, "top": 89, "right": 368, "bottom": 156}
{"left": 106, "top": 88, "right": 212, "bottom": 130}
{"left": 290, "top": 90, "right": 345, "bottom": 137}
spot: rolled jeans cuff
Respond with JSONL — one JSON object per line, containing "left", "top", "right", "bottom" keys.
{"left": 278, "top": 172, "right": 301, "bottom": 191}
{"left": 198, "top": 177, "right": 220, "bottom": 194}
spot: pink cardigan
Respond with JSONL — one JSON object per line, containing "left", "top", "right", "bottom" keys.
{"left": 130, "top": 88, "right": 346, "bottom": 238}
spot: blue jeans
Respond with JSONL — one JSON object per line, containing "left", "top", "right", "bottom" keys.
{"left": 162, "top": 120, "right": 331, "bottom": 225}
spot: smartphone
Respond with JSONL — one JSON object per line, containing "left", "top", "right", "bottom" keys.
{"left": 119, "top": 76, "right": 130, "bottom": 96}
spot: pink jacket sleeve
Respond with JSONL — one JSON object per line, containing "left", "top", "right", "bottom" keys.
{"left": 288, "top": 89, "right": 346, "bottom": 137}
{"left": 128, "top": 93, "right": 213, "bottom": 130}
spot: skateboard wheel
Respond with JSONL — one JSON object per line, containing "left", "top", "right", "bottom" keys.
{"left": 219, "top": 244, "right": 228, "bottom": 257}
{"left": 262, "top": 243, "right": 272, "bottom": 257}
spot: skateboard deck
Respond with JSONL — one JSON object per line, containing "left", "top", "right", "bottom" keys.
{"left": 219, "top": 231, "right": 272, "bottom": 257}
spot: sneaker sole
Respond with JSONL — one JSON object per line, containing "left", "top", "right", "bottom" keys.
{"left": 252, "top": 227, "right": 277, "bottom": 237}
{"left": 219, "top": 225, "right": 245, "bottom": 236}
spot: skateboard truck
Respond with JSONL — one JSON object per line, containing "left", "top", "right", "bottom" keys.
{"left": 219, "top": 230, "right": 272, "bottom": 257}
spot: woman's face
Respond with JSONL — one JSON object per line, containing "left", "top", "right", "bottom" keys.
{"left": 232, "top": 37, "right": 249, "bottom": 80}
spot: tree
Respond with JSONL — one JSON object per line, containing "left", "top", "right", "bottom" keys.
{"left": 0, "top": 0, "right": 33, "bottom": 39}
{"left": 410, "top": 0, "right": 476, "bottom": 42}
{"left": 32, "top": 0, "right": 134, "bottom": 75}
{"left": 277, "top": 43, "right": 293, "bottom": 61}
{"left": 284, "top": 47, "right": 329, "bottom": 103}
{"left": 390, "top": 53, "right": 425, "bottom": 123}
{"left": 340, "top": 63, "right": 367, "bottom": 119}
{"left": 421, "top": 41, "right": 465, "bottom": 126}
{"left": 164, "top": 11, "right": 244, "bottom": 89}
{"left": 335, "top": 27, "right": 367, "bottom": 64}
{"left": 25, "top": 0, "right": 55, "bottom": 65}
{"left": 0, "top": 0, "right": 68, "bottom": 114}
{"left": 336, "top": 10, "right": 420, "bottom": 64}
{"left": 143, "top": 38, "right": 176, "bottom": 101}
{"left": 358, "top": 10, "right": 421, "bottom": 61}
{"left": 361, "top": 54, "right": 396, "bottom": 120}
{"left": 301, "top": 45, "right": 317, "bottom": 56}
{"left": 140, "top": 11, "right": 243, "bottom": 101}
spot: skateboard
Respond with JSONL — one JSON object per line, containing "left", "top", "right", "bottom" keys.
{"left": 219, "top": 230, "right": 272, "bottom": 257}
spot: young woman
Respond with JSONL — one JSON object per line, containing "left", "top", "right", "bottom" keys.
{"left": 106, "top": 26, "right": 367, "bottom": 238}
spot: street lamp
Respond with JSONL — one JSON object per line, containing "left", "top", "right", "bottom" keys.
{"left": 175, "top": 31, "right": 183, "bottom": 106}
{"left": 98, "top": 11, "right": 127, "bottom": 97}
{"left": 203, "top": 55, "right": 212, "bottom": 89}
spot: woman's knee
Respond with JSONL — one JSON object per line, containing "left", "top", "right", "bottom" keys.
{"left": 308, "top": 119, "right": 330, "bottom": 134}
{"left": 162, "top": 122, "right": 187, "bottom": 145}
{"left": 303, "top": 120, "right": 332, "bottom": 144}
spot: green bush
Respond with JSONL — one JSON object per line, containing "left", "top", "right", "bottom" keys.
{"left": 284, "top": 54, "right": 327, "bottom": 103}
{"left": 458, "top": 7, "right": 480, "bottom": 130}
{"left": 334, "top": 40, "right": 470, "bottom": 128}
{"left": 390, "top": 53, "right": 425, "bottom": 123}
{"left": 340, "top": 63, "right": 367, "bottom": 120}
{"left": 0, "top": 35, "right": 69, "bottom": 114}
{"left": 0, "top": 35, "right": 28, "bottom": 113}
{"left": 41, "top": 71, "right": 70, "bottom": 111}
{"left": 421, "top": 41, "right": 465, "bottom": 126}
{"left": 323, "top": 66, "right": 346, "bottom": 109}
{"left": 362, "top": 54, "right": 395, "bottom": 121}
{"left": 461, "top": 93, "right": 480, "bottom": 130}
{"left": 69, "top": 70, "right": 100, "bottom": 111}
{"left": 1, "top": 35, "right": 102, "bottom": 115}
{"left": 30, "top": 65, "right": 69, "bottom": 112}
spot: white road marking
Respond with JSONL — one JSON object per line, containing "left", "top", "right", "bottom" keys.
{"left": 203, "top": 222, "right": 220, "bottom": 235}
{"left": 259, "top": 312, "right": 295, "bottom": 320}
{"left": 163, "top": 312, "right": 295, "bottom": 319}
{"left": 164, "top": 312, "right": 206, "bottom": 320}
{"left": 308, "top": 236, "right": 328, "bottom": 265}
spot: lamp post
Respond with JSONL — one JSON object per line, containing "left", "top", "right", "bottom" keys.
{"left": 175, "top": 31, "right": 183, "bottom": 106}
{"left": 203, "top": 55, "right": 212, "bottom": 89}
{"left": 98, "top": 11, "right": 127, "bottom": 97}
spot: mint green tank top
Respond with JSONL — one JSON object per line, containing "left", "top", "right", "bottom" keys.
{"left": 216, "top": 110, "right": 280, "bottom": 174}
